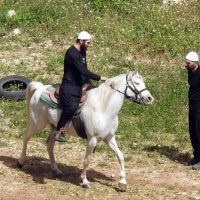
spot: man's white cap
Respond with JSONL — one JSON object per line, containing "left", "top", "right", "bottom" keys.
{"left": 185, "top": 52, "right": 199, "bottom": 62}
{"left": 77, "top": 31, "right": 91, "bottom": 40}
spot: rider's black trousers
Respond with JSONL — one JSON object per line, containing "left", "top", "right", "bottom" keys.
{"left": 56, "top": 84, "right": 81, "bottom": 130}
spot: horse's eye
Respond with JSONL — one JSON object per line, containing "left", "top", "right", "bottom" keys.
{"left": 134, "top": 81, "right": 140, "bottom": 85}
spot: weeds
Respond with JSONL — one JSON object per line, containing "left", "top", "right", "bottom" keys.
{"left": 0, "top": 0, "right": 199, "bottom": 154}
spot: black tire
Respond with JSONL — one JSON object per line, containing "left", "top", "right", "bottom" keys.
{"left": 0, "top": 75, "right": 31, "bottom": 100}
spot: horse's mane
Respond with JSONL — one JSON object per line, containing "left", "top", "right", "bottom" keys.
{"left": 92, "top": 74, "right": 126, "bottom": 111}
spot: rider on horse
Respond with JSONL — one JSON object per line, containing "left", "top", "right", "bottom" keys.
{"left": 55, "top": 31, "right": 107, "bottom": 142}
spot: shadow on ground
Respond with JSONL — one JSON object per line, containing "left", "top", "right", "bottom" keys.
{"left": 0, "top": 155, "right": 114, "bottom": 188}
{"left": 144, "top": 145, "right": 191, "bottom": 165}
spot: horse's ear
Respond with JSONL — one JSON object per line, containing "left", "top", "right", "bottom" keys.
{"left": 131, "top": 70, "right": 138, "bottom": 76}
{"left": 127, "top": 71, "right": 133, "bottom": 80}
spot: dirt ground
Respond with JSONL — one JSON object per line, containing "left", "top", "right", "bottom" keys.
{"left": 0, "top": 44, "right": 200, "bottom": 200}
{"left": 0, "top": 135, "right": 200, "bottom": 200}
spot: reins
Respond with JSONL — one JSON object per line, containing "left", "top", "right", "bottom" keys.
{"left": 109, "top": 74, "right": 147, "bottom": 103}
{"left": 109, "top": 84, "right": 137, "bottom": 102}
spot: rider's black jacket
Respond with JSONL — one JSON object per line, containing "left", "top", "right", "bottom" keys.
{"left": 61, "top": 45, "right": 101, "bottom": 96}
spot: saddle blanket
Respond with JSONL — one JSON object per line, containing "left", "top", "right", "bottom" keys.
{"left": 40, "top": 84, "right": 60, "bottom": 109}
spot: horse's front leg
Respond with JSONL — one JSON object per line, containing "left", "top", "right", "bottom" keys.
{"left": 106, "top": 136, "right": 127, "bottom": 191}
{"left": 81, "top": 137, "right": 97, "bottom": 188}
{"left": 47, "top": 128, "right": 63, "bottom": 176}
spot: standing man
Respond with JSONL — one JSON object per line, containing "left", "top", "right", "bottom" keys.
{"left": 185, "top": 51, "right": 200, "bottom": 169}
{"left": 55, "top": 31, "right": 107, "bottom": 142}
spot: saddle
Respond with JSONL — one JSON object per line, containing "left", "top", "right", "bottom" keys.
{"left": 49, "top": 85, "right": 60, "bottom": 104}
{"left": 41, "top": 83, "right": 92, "bottom": 108}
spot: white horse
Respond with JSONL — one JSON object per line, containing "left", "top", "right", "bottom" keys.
{"left": 17, "top": 71, "right": 154, "bottom": 191}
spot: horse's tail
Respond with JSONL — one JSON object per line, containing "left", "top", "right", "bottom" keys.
{"left": 26, "top": 81, "right": 44, "bottom": 121}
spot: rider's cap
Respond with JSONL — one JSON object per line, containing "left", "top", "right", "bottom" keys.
{"left": 77, "top": 31, "right": 91, "bottom": 40}
{"left": 185, "top": 52, "right": 199, "bottom": 62}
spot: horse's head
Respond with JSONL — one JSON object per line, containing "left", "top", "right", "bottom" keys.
{"left": 125, "top": 71, "right": 154, "bottom": 104}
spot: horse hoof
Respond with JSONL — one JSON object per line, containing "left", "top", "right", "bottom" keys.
{"left": 52, "top": 170, "right": 63, "bottom": 178}
{"left": 16, "top": 161, "right": 23, "bottom": 168}
{"left": 118, "top": 182, "right": 127, "bottom": 192}
{"left": 81, "top": 183, "right": 91, "bottom": 189}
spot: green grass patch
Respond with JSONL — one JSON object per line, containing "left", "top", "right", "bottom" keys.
{"left": 0, "top": 0, "right": 199, "bottom": 157}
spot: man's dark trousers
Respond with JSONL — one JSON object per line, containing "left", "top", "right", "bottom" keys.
{"left": 189, "top": 107, "right": 200, "bottom": 160}
{"left": 57, "top": 84, "right": 81, "bottom": 130}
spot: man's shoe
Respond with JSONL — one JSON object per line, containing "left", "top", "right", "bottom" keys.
{"left": 56, "top": 133, "right": 66, "bottom": 142}
{"left": 187, "top": 158, "right": 199, "bottom": 166}
{"left": 192, "top": 161, "right": 200, "bottom": 170}
{"left": 54, "top": 130, "right": 66, "bottom": 142}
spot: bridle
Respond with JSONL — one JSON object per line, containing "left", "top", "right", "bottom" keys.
{"left": 110, "top": 74, "right": 147, "bottom": 103}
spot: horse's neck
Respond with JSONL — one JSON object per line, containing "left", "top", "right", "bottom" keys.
{"left": 88, "top": 74, "right": 127, "bottom": 118}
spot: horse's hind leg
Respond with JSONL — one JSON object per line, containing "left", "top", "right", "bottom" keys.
{"left": 47, "top": 127, "right": 62, "bottom": 176}
{"left": 17, "top": 126, "right": 37, "bottom": 168}
{"left": 106, "top": 136, "right": 127, "bottom": 191}
{"left": 17, "top": 118, "right": 47, "bottom": 168}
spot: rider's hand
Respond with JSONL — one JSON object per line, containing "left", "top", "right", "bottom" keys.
{"left": 100, "top": 76, "right": 108, "bottom": 81}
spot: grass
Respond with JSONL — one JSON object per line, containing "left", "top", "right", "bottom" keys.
{"left": 0, "top": 0, "right": 199, "bottom": 156}
{"left": 0, "top": 141, "right": 8, "bottom": 148}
